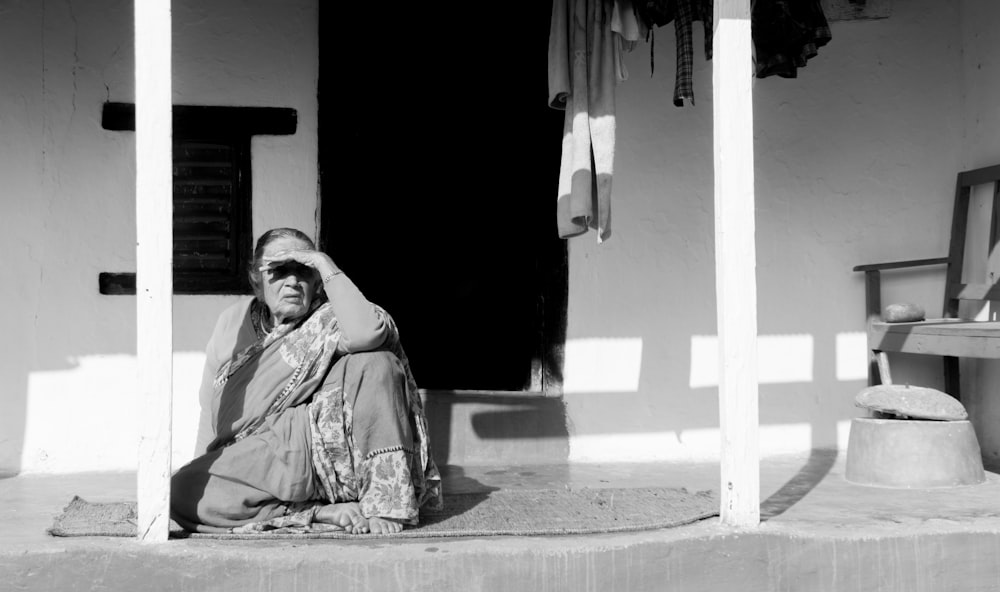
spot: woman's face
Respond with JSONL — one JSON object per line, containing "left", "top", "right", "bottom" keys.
{"left": 260, "top": 236, "right": 319, "bottom": 323}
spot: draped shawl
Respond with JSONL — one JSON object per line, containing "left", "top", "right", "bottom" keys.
{"left": 180, "top": 299, "right": 442, "bottom": 530}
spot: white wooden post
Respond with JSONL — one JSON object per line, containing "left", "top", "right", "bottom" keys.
{"left": 135, "top": 0, "right": 173, "bottom": 543}
{"left": 713, "top": 0, "right": 760, "bottom": 527}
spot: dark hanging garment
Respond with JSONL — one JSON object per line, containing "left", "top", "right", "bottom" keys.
{"left": 636, "top": 0, "right": 675, "bottom": 27}
{"left": 672, "top": 0, "right": 712, "bottom": 106}
{"left": 636, "top": 0, "right": 712, "bottom": 107}
{"left": 752, "top": 0, "right": 832, "bottom": 79}
{"left": 635, "top": 0, "right": 676, "bottom": 81}
{"left": 639, "top": 0, "right": 831, "bottom": 107}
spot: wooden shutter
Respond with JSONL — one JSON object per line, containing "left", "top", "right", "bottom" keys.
{"left": 172, "top": 138, "right": 252, "bottom": 293}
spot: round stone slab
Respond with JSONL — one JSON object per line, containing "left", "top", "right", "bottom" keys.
{"left": 855, "top": 384, "right": 968, "bottom": 421}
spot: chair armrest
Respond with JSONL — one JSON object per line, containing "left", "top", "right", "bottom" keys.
{"left": 853, "top": 257, "right": 948, "bottom": 273}
{"left": 855, "top": 258, "right": 948, "bottom": 332}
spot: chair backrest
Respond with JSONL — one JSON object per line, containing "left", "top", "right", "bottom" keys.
{"left": 944, "top": 164, "right": 1000, "bottom": 317}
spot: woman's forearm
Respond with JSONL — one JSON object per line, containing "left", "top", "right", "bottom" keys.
{"left": 321, "top": 272, "right": 388, "bottom": 351}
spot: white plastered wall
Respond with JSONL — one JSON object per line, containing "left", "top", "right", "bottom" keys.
{"left": 561, "top": 0, "right": 968, "bottom": 462}
{"left": 1, "top": 0, "right": 994, "bottom": 474}
{"left": 0, "top": 0, "right": 318, "bottom": 473}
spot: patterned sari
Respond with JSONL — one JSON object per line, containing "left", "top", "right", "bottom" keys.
{"left": 171, "top": 299, "right": 442, "bottom": 533}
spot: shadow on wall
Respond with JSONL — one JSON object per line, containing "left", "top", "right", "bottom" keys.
{"left": 5, "top": 295, "right": 235, "bottom": 475}
{"left": 553, "top": 309, "right": 918, "bottom": 475}
{"left": 422, "top": 392, "right": 571, "bottom": 467}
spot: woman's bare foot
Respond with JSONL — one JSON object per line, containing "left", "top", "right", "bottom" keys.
{"left": 314, "top": 502, "right": 369, "bottom": 534}
{"left": 367, "top": 516, "right": 405, "bottom": 535}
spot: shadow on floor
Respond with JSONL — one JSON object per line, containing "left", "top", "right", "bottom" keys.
{"left": 438, "top": 464, "right": 502, "bottom": 496}
{"left": 760, "top": 448, "right": 839, "bottom": 520}
{"left": 421, "top": 465, "right": 502, "bottom": 527}
{"left": 423, "top": 392, "right": 570, "bottom": 466}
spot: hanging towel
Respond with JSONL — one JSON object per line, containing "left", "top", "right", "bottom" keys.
{"left": 549, "top": 0, "right": 617, "bottom": 242}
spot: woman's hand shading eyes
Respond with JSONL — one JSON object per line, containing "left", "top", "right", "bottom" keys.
{"left": 261, "top": 249, "right": 341, "bottom": 283}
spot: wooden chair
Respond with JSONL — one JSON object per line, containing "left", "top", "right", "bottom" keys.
{"left": 853, "top": 164, "right": 1000, "bottom": 400}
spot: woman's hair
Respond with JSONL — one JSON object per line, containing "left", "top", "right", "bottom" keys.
{"left": 248, "top": 227, "right": 316, "bottom": 300}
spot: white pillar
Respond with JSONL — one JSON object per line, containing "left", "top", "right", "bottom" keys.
{"left": 135, "top": 0, "right": 173, "bottom": 543}
{"left": 712, "top": 0, "right": 760, "bottom": 527}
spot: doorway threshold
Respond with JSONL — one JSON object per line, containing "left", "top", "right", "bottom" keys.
{"left": 419, "top": 389, "right": 554, "bottom": 400}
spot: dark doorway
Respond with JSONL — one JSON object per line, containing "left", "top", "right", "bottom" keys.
{"left": 318, "top": 5, "right": 567, "bottom": 392}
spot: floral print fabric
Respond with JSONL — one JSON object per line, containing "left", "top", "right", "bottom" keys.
{"left": 214, "top": 300, "right": 441, "bottom": 533}
{"left": 310, "top": 381, "right": 420, "bottom": 524}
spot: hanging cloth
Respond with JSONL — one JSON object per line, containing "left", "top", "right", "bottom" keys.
{"left": 549, "top": 0, "right": 617, "bottom": 242}
{"left": 752, "top": 0, "right": 832, "bottom": 79}
{"left": 634, "top": 0, "right": 712, "bottom": 107}
{"left": 611, "top": 0, "right": 644, "bottom": 83}
{"left": 672, "top": 0, "right": 712, "bottom": 106}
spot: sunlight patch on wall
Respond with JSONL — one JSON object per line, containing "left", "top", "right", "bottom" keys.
{"left": 835, "top": 331, "right": 869, "bottom": 381}
{"left": 563, "top": 337, "right": 643, "bottom": 394}
{"left": 21, "top": 352, "right": 206, "bottom": 473}
{"left": 689, "top": 334, "right": 814, "bottom": 389}
{"left": 568, "top": 423, "right": 813, "bottom": 462}
{"left": 569, "top": 431, "right": 712, "bottom": 463}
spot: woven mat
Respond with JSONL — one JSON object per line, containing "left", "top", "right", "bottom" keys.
{"left": 49, "top": 487, "right": 718, "bottom": 540}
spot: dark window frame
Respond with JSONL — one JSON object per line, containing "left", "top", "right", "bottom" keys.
{"left": 98, "top": 102, "right": 296, "bottom": 295}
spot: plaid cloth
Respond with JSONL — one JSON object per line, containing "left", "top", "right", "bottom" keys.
{"left": 639, "top": 0, "right": 832, "bottom": 104}
{"left": 673, "top": 0, "right": 712, "bottom": 106}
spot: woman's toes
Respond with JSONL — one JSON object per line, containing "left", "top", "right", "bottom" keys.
{"left": 368, "top": 517, "right": 403, "bottom": 534}
{"left": 351, "top": 516, "right": 370, "bottom": 534}
{"left": 316, "top": 502, "right": 366, "bottom": 530}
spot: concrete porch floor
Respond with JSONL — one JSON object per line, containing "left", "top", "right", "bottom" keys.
{"left": 3, "top": 450, "right": 1000, "bottom": 592}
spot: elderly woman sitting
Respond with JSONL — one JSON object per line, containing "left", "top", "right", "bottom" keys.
{"left": 171, "top": 228, "right": 442, "bottom": 535}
